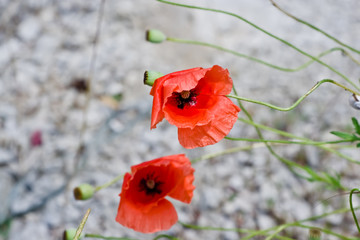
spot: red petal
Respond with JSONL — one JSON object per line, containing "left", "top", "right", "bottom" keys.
{"left": 167, "top": 155, "right": 195, "bottom": 203}
{"left": 116, "top": 198, "right": 178, "bottom": 233}
{"left": 178, "top": 97, "right": 240, "bottom": 149}
{"left": 195, "top": 65, "right": 233, "bottom": 95}
{"left": 150, "top": 67, "right": 208, "bottom": 129}
{"left": 163, "top": 94, "right": 218, "bottom": 129}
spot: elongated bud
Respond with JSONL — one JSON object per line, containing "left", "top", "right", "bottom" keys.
{"left": 73, "top": 184, "right": 94, "bottom": 200}
{"left": 146, "top": 29, "right": 166, "bottom": 43}
{"left": 63, "top": 228, "right": 84, "bottom": 240}
{"left": 144, "top": 71, "right": 164, "bottom": 86}
{"left": 309, "top": 228, "right": 321, "bottom": 240}
{"left": 349, "top": 94, "right": 360, "bottom": 110}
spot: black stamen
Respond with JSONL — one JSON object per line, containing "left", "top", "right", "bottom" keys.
{"left": 139, "top": 172, "right": 164, "bottom": 197}
{"left": 172, "top": 89, "right": 197, "bottom": 109}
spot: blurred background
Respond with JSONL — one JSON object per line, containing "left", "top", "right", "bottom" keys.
{"left": 0, "top": 0, "right": 360, "bottom": 239}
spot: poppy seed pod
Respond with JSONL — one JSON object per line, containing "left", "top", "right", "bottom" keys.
{"left": 144, "top": 70, "right": 164, "bottom": 86}
{"left": 63, "top": 228, "right": 84, "bottom": 240}
{"left": 146, "top": 29, "right": 166, "bottom": 43}
{"left": 349, "top": 94, "right": 360, "bottom": 110}
{"left": 73, "top": 184, "right": 94, "bottom": 200}
{"left": 309, "top": 228, "right": 321, "bottom": 240}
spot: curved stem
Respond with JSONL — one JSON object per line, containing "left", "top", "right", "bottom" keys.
{"left": 157, "top": 0, "right": 360, "bottom": 91}
{"left": 269, "top": 0, "right": 360, "bottom": 55}
{"left": 228, "top": 79, "right": 360, "bottom": 112}
{"left": 167, "top": 37, "right": 360, "bottom": 70}
{"left": 349, "top": 188, "right": 360, "bottom": 234}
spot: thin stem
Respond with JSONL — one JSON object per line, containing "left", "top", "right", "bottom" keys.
{"left": 180, "top": 207, "right": 360, "bottom": 239}
{"left": 225, "top": 136, "right": 350, "bottom": 145}
{"left": 167, "top": 37, "right": 360, "bottom": 70}
{"left": 228, "top": 79, "right": 360, "bottom": 112}
{"left": 238, "top": 117, "right": 360, "bottom": 164}
{"left": 264, "top": 225, "right": 286, "bottom": 240}
{"left": 153, "top": 235, "right": 179, "bottom": 240}
{"left": 294, "top": 223, "right": 356, "bottom": 240}
{"left": 74, "top": 208, "right": 91, "bottom": 240}
{"left": 85, "top": 234, "right": 138, "bottom": 240}
{"left": 349, "top": 188, "right": 360, "bottom": 234}
{"left": 244, "top": 207, "right": 360, "bottom": 240}
{"left": 94, "top": 174, "right": 124, "bottom": 192}
{"left": 157, "top": 0, "right": 360, "bottom": 91}
{"left": 180, "top": 222, "right": 292, "bottom": 240}
{"left": 191, "top": 144, "right": 267, "bottom": 164}
{"left": 179, "top": 221, "right": 250, "bottom": 233}
{"left": 73, "top": 0, "right": 106, "bottom": 173}
{"left": 269, "top": 0, "right": 360, "bottom": 55}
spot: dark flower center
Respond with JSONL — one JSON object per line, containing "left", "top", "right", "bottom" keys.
{"left": 172, "top": 90, "right": 198, "bottom": 109}
{"left": 139, "top": 172, "right": 163, "bottom": 197}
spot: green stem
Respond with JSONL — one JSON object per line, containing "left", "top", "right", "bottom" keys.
{"left": 269, "top": 0, "right": 360, "bottom": 55}
{"left": 227, "top": 79, "right": 360, "bottom": 112}
{"left": 232, "top": 86, "right": 342, "bottom": 188}
{"left": 244, "top": 207, "right": 360, "bottom": 240}
{"left": 349, "top": 188, "right": 360, "bottom": 234}
{"left": 225, "top": 136, "right": 349, "bottom": 145}
{"left": 179, "top": 221, "right": 250, "bottom": 233}
{"left": 238, "top": 117, "right": 360, "bottom": 164}
{"left": 94, "top": 174, "right": 124, "bottom": 192}
{"left": 167, "top": 37, "right": 360, "bottom": 70}
{"left": 180, "top": 207, "right": 360, "bottom": 239}
{"left": 180, "top": 222, "right": 292, "bottom": 240}
{"left": 191, "top": 144, "right": 266, "bottom": 164}
{"left": 73, "top": 208, "right": 91, "bottom": 240}
{"left": 152, "top": 235, "right": 179, "bottom": 240}
{"left": 157, "top": 0, "right": 360, "bottom": 91}
{"left": 294, "top": 223, "right": 356, "bottom": 240}
{"left": 85, "top": 234, "right": 138, "bottom": 240}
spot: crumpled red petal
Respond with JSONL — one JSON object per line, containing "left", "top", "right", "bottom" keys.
{"left": 195, "top": 65, "right": 233, "bottom": 96}
{"left": 163, "top": 94, "right": 219, "bottom": 129}
{"left": 167, "top": 154, "right": 195, "bottom": 203}
{"left": 178, "top": 97, "right": 240, "bottom": 149}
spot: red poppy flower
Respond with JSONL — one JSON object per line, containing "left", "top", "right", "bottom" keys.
{"left": 116, "top": 154, "right": 195, "bottom": 233}
{"left": 150, "top": 65, "right": 240, "bottom": 149}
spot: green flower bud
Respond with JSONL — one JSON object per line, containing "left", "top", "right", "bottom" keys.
{"left": 144, "top": 71, "right": 164, "bottom": 86}
{"left": 63, "top": 228, "right": 84, "bottom": 240}
{"left": 146, "top": 29, "right": 166, "bottom": 43}
{"left": 73, "top": 184, "right": 94, "bottom": 200}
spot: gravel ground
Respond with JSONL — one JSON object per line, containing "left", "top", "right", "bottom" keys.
{"left": 1, "top": 0, "right": 360, "bottom": 240}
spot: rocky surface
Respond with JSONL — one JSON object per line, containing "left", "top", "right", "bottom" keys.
{"left": 0, "top": 0, "right": 360, "bottom": 240}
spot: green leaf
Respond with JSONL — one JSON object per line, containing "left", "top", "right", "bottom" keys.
{"left": 352, "top": 117, "right": 360, "bottom": 135}
{"left": 330, "top": 131, "right": 356, "bottom": 141}
{"left": 357, "top": 143, "right": 360, "bottom": 148}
